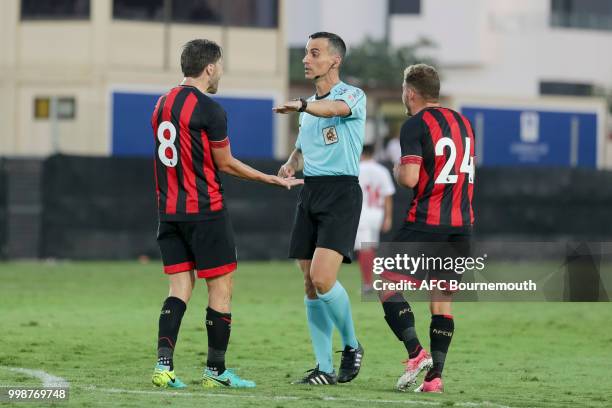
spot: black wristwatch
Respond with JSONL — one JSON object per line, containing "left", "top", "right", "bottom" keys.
{"left": 297, "top": 97, "right": 308, "bottom": 112}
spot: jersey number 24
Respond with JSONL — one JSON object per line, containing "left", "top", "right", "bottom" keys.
{"left": 434, "top": 137, "right": 474, "bottom": 184}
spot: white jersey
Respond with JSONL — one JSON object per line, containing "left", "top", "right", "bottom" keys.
{"left": 355, "top": 160, "right": 396, "bottom": 249}
{"left": 359, "top": 160, "right": 395, "bottom": 215}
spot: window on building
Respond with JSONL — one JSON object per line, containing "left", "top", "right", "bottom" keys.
{"left": 551, "top": 0, "right": 612, "bottom": 31}
{"left": 112, "top": 0, "right": 278, "bottom": 27}
{"left": 225, "top": 0, "right": 278, "bottom": 28}
{"left": 56, "top": 97, "right": 76, "bottom": 119}
{"left": 540, "top": 81, "right": 595, "bottom": 97}
{"left": 389, "top": 0, "right": 421, "bottom": 15}
{"left": 34, "top": 98, "right": 51, "bottom": 120}
{"left": 113, "top": 0, "right": 164, "bottom": 21}
{"left": 33, "top": 97, "right": 76, "bottom": 120}
{"left": 21, "top": 0, "right": 90, "bottom": 20}
{"left": 172, "top": 0, "right": 278, "bottom": 27}
{"left": 171, "top": 0, "right": 224, "bottom": 24}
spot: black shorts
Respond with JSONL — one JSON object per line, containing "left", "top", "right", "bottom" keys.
{"left": 381, "top": 224, "right": 472, "bottom": 285}
{"left": 157, "top": 213, "right": 237, "bottom": 279}
{"left": 289, "top": 176, "right": 362, "bottom": 264}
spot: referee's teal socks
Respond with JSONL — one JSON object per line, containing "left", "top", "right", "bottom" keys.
{"left": 304, "top": 297, "right": 334, "bottom": 373}
{"left": 317, "top": 281, "right": 359, "bottom": 350}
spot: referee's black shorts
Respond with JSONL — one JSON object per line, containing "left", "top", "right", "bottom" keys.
{"left": 289, "top": 176, "right": 362, "bottom": 264}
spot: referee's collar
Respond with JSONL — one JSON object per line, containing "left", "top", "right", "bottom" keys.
{"left": 314, "top": 81, "right": 344, "bottom": 100}
{"left": 315, "top": 91, "right": 330, "bottom": 100}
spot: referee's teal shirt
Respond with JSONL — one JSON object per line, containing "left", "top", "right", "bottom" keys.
{"left": 295, "top": 81, "right": 366, "bottom": 177}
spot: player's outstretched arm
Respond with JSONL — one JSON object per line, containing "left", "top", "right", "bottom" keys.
{"left": 278, "top": 149, "right": 303, "bottom": 178}
{"left": 212, "top": 145, "right": 303, "bottom": 190}
{"left": 273, "top": 99, "right": 350, "bottom": 118}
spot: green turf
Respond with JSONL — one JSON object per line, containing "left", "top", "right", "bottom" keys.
{"left": 0, "top": 261, "right": 611, "bottom": 407}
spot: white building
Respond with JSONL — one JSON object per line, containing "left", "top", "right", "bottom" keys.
{"left": 287, "top": 0, "right": 612, "bottom": 99}
{"left": 286, "top": 0, "right": 612, "bottom": 167}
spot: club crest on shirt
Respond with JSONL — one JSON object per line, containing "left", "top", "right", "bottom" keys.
{"left": 322, "top": 126, "right": 339, "bottom": 145}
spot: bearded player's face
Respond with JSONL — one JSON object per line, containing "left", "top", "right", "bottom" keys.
{"left": 207, "top": 58, "right": 224, "bottom": 94}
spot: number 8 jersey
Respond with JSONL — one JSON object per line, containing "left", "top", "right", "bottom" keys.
{"left": 151, "top": 85, "right": 229, "bottom": 221}
{"left": 400, "top": 107, "right": 475, "bottom": 233}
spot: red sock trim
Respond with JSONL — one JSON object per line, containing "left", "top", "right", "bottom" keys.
{"left": 158, "top": 336, "right": 175, "bottom": 349}
{"left": 380, "top": 291, "right": 398, "bottom": 302}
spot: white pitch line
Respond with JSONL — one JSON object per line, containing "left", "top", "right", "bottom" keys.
{"left": 1, "top": 366, "right": 70, "bottom": 388}
{"left": 83, "top": 385, "right": 512, "bottom": 408}
{"left": 0, "top": 367, "right": 512, "bottom": 408}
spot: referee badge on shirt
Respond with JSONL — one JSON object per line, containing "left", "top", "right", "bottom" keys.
{"left": 322, "top": 126, "right": 339, "bottom": 145}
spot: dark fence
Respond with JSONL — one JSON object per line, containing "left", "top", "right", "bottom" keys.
{"left": 0, "top": 159, "right": 6, "bottom": 259}
{"left": 1, "top": 155, "right": 611, "bottom": 260}
{"left": 40, "top": 155, "right": 299, "bottom": 260}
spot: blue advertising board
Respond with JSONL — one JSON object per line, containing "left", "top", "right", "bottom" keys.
{"left": 111, "top": 91, "right": 275, "bottom": 158}
{"left": 461, "top": 106, "right": 599, "bottom": 168}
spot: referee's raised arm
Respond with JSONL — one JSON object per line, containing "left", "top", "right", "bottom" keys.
{"left": 273, "top": 99, "right": 350, "bottom": 118}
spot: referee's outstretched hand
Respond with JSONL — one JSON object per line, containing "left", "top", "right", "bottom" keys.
{"left": 273, "top": 100, "right": 301, "bottom": 114}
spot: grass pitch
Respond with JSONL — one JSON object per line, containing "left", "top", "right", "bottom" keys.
{"left": 1, "top": 261, "right": 611, "bottom": 407}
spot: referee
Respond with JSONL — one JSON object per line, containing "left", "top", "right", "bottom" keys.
{"left": 274, "top": 32, "right": 366, "bottom": 386}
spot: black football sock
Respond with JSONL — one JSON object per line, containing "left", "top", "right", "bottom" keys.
{"left": 426, "top": 314, "right": 455, "bottom": 381}
{"left": 157, "top": 296, "right": 187, "bottom": 370}
{"left": 382, "top": 292, "right": 423, "bottom": 358}
{"left": 206, "top": 307, "right": 231, "bottom": 376}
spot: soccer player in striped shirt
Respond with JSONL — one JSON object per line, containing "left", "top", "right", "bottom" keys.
{"left": 379, "top": 64, "right": 475, "bottom": 393}
{"left": 150, "top": 39, "right": 302, "bottom": 389}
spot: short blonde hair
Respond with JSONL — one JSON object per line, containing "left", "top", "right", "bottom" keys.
{"left": 404, "top": 64, "right": 440, "bottom": 101}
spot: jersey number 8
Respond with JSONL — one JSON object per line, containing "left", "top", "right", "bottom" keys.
{"left": 157, "top": 121, "right": 179, "bottom": 167}
{"left": 434, "top": 137, "right": 474, "bottom": 184}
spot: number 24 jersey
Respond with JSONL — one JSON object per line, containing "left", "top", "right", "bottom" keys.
{"left": 400, "top": 107, "right": 475, "bottom": 233}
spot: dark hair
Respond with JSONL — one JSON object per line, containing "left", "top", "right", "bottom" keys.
{"left": 309, "top": 32, "right": 346, "bottom": 59}
{"left": 362, "top": 144, "right": 375, "bottom": 157}
{"left": 181, "top": 39, "right": 222, "bottom": 78}
{"left": 404, "top": 63, "right": 440, "bottom": 101}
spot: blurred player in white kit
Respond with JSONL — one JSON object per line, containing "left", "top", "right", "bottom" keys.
{"left": 354, "top": 145, "right": 395, "bottom": 294}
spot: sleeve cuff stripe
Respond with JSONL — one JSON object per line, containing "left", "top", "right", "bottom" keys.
{"left": 400, "top": 155, "right": 422, "bottom": 165}
{"left": 210, "top": 137, "right": 230, "bottom": 148}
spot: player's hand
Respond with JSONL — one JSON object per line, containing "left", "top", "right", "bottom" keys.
{"left": 278, "top": 163, "right": 296, "bottom": 178}
{"left": 267, "top": 175, "right": 304, "bottom": 190}
{"left": 273, "top": 100, "right": 301, "bottom": 114}
{"left": 382, "top": 217, "right": 392, "bottom": 233}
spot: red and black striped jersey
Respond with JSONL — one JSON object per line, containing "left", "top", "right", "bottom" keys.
{"left": 151, "top": 85, "right": 229, "bottom": 221}
{"left": 400, "top": 107, "right": 475, "bottom": 233}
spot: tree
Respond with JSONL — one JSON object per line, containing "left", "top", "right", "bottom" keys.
{"left": 289, "top": 36, "right": 437, "bottom": 88}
